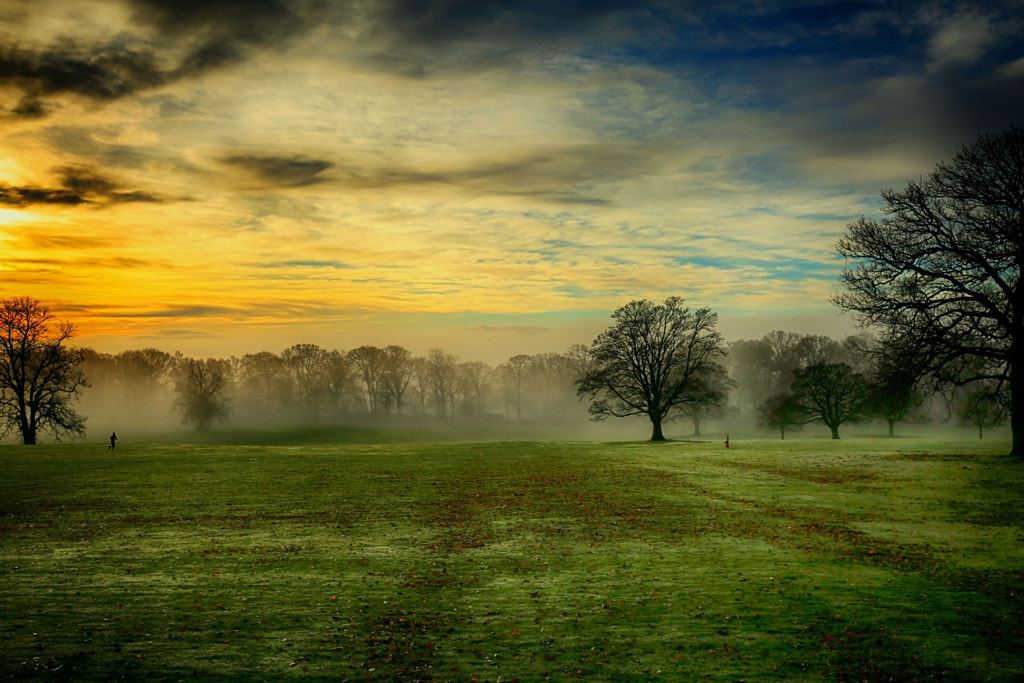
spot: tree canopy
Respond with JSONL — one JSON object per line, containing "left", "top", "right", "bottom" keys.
{"left": 0, "top": 297, "right": 87, "bottom": 444}
{"left": 791, "top": 362, "right": 869, "bottom": 440}
{"left": 577, "top": 297, "right": 726, "bottom": 441}
{"left": 834, "top": 126, "right": 1023, "bottom": 456}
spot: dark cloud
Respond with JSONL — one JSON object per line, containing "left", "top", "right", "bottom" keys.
{"left": 127, "top": 0, "right": 308, "bottom": 45}
{"left": 0, "top": 39, "right": 167, "bottom": 107}
{"left": 0, "top": 165, "right": 167, "bottom": 207}
{"left": 117, "top": 305, "right": 238, "bottom": 318}
{"left": 0, "top": 184, "right": 87, "bottom": 206}
{"left": 313, "top": 143, "right": 656, "bottom": 204}
{"left": 0, "top": 0, "right": 312, "bottom": 118}
{"left": 10, "top": 95, "right": 48, "bottom": 118}
{"left": 220, "top": 154, "right": 335, "bottom": 187}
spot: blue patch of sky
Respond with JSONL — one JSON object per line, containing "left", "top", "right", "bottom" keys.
{"left": 728, "top": 151, "right": 800, "bottom": 189}
{"left": 588, "top": 4, "right": 926, "bottom": 117}
{"left": 795, "top": 212, "right": 858, "bottom": 221}
{"left": 555, "top": 284, "right": 592, "bottom": 299}
{"left": 662, "top": 253, "right": 837, "bottom": 280}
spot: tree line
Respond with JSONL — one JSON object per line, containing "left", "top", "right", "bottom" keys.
{"left": 0, "top": 294, "right": 1005, "bottom": 445}
{"left": 73, "top": 341, "right": 596, "bottom": 433}
{"left": 2, "top": 126, "right": 1020, "bottom": 453}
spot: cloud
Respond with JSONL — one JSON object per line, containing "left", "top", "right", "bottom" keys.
{"left": 116, "top": 304, "right": 238, "bottom": 319}
{"left": 0, "top": 184, "right": 88, "bottom": 206}
{"left": 307, "top": 142, "right": 660, "bottom": 205}
{"left": 0, "top": 0, "right": 314, "bottom": 118}
{"left": 0, "top": 165, "right": 166, "bottom": 207}
{"left": 464, "top": 323, "right": 551, "bottom": 335}
{"left": 926, "top": 12, "right": 994, "bottom": 72}
{"left": 127, "top": 0, "right": 308, "bottom": 46}
{"left": 219, "top": 154, "right": 335, "bottom": 187}
{"left": 0, "top": 39, "right": 169, "bottom": 109}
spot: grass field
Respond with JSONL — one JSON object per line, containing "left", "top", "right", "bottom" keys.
{"left": 2, "top": 432, "right": 1022, "bottom": 681}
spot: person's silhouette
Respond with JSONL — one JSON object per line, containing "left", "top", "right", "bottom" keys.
{"left": 109, "top": 432, "right": 117, "bottom": 450}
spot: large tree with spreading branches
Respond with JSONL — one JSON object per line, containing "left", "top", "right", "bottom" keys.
{"left": 577, "top": 297, "right": 725, "bottom": 441}
{"left": 834, "top": 127, "right": 1023, "bottom": 456}
{"left": 0, "top": 296, "right": 87, "bottom": 444}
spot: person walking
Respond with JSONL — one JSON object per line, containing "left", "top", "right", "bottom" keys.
{"left": 109, "top": 432, "right": 117, "bottom": 450}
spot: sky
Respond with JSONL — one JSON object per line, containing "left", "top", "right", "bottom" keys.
{"left": 1, "top": 0, "right": 1022, "bottom": 364}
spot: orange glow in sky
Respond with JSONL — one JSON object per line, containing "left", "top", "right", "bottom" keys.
{"left": 2, "top": 0, "right": 1021, "bottom": 362}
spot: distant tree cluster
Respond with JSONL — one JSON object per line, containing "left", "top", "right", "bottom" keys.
{"left": 729, "top": 330, "right": 873, "bottom": 440}
{"left": 3, "top": 291, "right": 1007, "bottom": 444}
{"left": 75, "top": 340, "right": 600, "bottom": 435}
{"left": 729, "top": 327, "right": 1008, "bottom": 440}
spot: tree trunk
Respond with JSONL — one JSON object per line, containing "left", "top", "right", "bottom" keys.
{"left": 692, "top": 417, "right": 701, "bottom": 437}
{"left": 780, "top": 426, "right": 786, "bottom": 440}
{"left": 829, "top": 424, "right": 840, "bottom": 440}
{"left": 978, "top": 424, "right": 983, "bottom": 439}
{"left": 888, "top": 420, "right": 895, "bottom": 437}
{"left": 19, "top": 411, "right": 35, "bottom": 445}
{"left": 650, "top": 417, "right": 666, "bottom": 441}
{"left": 1011, "top": 362, "right": 1023, "bottom": 458}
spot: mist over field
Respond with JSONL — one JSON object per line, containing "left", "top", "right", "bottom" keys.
{"left": 46, "top": 330, "right": 1006, "bottom": 448}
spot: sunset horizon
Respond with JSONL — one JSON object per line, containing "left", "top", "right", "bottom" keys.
{"left": 3, "top": 0, "right": 1022, "bottom": 364}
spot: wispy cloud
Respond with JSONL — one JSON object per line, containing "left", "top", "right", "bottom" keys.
{"left": 219, "top": 154, "right": 335, "bottom": 188}
{"left": 2, "top": 0, "right": 1022, "bottom": 359}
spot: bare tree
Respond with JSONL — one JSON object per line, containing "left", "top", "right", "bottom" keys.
{"left": 458, "top": 360, "right": 492, "bottom": 417}
{"left": 791, "top": 363, "right": 869, "bottom": 440}
{"left": 499, "top": 354, "right": 531, "bottom": 420}
{"left": 957, "top": 385, "right": 1008, "bottom": 439}
{"left": 382, "top": 345, "right": 414, "bottom": 414}
{"left": 322, "top": 350, "right": 353, "bottom": 415}
{"left": 726, "top": 338, "right": 774, "bottom": 413}
{"left": 238, "top": 351, "right": 291, "bottom": 409}
{"left": 834, "top": 126, "right": 1024, "bottom": 456}
{"left": 757, "top": 393, "right": 805, "bottom": 440}
{"left": 858, "top": 335, "right": 928, "bottom": 437}
{"left": 410, "top": 356, "right": 430, "bottom": 415}
{"left": 115, "top": 348, "right": 174, "bottom": 397}
{"left": 565, "top": 343, "right": 595, "bottom": 379}
{"left": 171, "top": 357, "right": 232, "bottom": 432}
{"left": 728, "top": 332, "right": 846, "bottom": 414}
{"left": 677, "top": 363, "right": 735, "bottom": 436}
{"left": 282, "top": 344, "right": 329, "bottom": 411}
{"left": 528, "top": 352, "right": 577, "bottom": 417}
{"left": 348, "top": 345, "right": 388, "bottom": 414}
{"left": 0, "top": 297, "right": 87, "bottom": 444}
{"left": 577, "top": 297, "right": 725, "bottom": 441}
{"left": 426, "top": 348, "right": 458, "bottom": 417}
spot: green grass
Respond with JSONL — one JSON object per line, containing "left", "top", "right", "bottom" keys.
{"left": 1, "top": 434, "right": 1022, "bottom": 681}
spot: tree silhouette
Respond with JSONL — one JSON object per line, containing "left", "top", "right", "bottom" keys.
{"left": 348, "top": 345, "right": 388, "bottom": 414}
{"left": 757, "top": 393, "right": 805, "bottom": 440}
{"left": 791, "top": 363, "right": 869, "bottom": 440}
{"left": 958, "top": 386, "right": 1007, "bottom": 439}
{"left": 577, "top": 297, "right": 725, "bottom": 441}
{"left": 0, "top": 297, "right": 87, "bottom": 444}
{"left": 835, "top": 126, "right": 1024, "bottom": 456}
{"left": 172, "top": 357, "right": 232, "bottom": 432}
